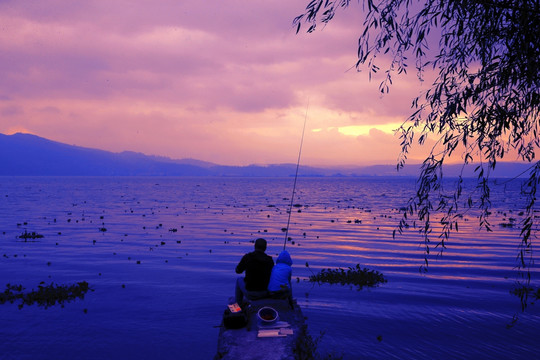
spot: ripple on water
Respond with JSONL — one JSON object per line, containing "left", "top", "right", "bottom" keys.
{"left": 0, "top": 176, "right": 538, "bottom": 360}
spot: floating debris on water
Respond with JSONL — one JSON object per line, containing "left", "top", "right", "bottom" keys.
{"left": 18, "top": 231, "right": 44, "bottom": 240}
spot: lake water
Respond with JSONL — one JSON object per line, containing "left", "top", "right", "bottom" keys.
{"left": 0, "top": 176, "right": 538, "bottom": 359}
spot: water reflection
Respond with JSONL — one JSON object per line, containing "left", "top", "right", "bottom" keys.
{"left": 0, "top": 177, "right": 538, "bottom": 359}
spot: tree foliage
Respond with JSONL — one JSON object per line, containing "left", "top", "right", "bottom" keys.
{"left": 294, "top": 1, "right": 539, "bottom": 281}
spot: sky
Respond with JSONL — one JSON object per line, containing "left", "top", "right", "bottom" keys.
{"left": 0, "top": 0, "right": 436, "bottom": 167}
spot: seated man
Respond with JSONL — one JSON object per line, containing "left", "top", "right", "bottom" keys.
{"left": 235, "top": 238, "right": 274, "bottom": 304}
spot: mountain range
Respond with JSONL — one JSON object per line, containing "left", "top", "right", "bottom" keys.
{"left": 0, "top": 132, "right": 532, "bottom": 177}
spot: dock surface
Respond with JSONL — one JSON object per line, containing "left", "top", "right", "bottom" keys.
{"left": 215, "top": 298, "right": 306, "bottom": 360}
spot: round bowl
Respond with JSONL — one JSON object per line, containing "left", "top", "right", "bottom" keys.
{"left": 257, "top": 306, "right": 278, "bottom": 324}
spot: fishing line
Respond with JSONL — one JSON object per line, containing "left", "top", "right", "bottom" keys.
{"left": 283, "top": 100, "right": 309, "bottom": 251}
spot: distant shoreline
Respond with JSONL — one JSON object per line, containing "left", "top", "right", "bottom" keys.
{"left": 0, "top": 132, "right": 532, "bottom": 178}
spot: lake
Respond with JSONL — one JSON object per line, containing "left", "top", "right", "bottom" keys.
{"left": 0, "top": 176, "right": 538, "bottom": 359}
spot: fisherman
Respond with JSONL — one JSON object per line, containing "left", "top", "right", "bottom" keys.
{"left": 268, "top": 250, "right": 293, "bottom": 303}
{"left": 235, "top": 238, "right": 274, "bottom": 304}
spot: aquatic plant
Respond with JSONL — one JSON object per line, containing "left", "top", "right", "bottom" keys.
{"left": 0, "top": 281, "right": 92, "bottom": 309}
{"left": 18, "top": 230, "right": 44, "bottom": 240}
{"left": 508, "top": 284, "right": 540, "bottom": 328}
{"left": 308, "top": 264, "right": 387, "bottom": 290}
{"left": 510, "top": 284, "right": 540, "bottom": 309}
{"left": 294, "top": 331, "right": 343, "bottom": 360}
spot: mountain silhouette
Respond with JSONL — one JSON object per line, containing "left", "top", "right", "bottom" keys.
{"left": 0, "top": 133, "right": 213, "bottom": 176}
{"left": 0, "top": 133, "right": 532, "bottom": 177}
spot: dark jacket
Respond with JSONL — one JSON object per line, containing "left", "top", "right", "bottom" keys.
{"left": 235, "top": 250, "right": 274, "bottom": 291}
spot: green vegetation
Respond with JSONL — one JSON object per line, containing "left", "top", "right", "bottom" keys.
{"left": 295, "top": 0, "right": 539, "bottom": 290}
{"left": 295, "top": 331, "right": 344, "bottom": 360}
{"left": 18, "top": 230, "right": 44, "bottom": 240}
{"left": 309, "top": 264, "right": 387, "bottom": 289}
{"left": 0, "top": 281, "right": 92, "bottom": 309}
{"left": 507, "top": 284, "right": 540, "bottom": 327}
{"left": 510, "top": 284, "right": 540, "bottom": 306}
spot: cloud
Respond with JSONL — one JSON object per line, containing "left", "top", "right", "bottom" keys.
{"left": 1, "top": 105, "right": 24, "bottom": 117}
{"left": 0, "top": 0, "right": 433, "bottom": 166}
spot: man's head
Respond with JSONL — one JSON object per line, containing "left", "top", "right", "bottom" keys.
{"left": 254, "top": 238, "right": 267, "bottom": 251}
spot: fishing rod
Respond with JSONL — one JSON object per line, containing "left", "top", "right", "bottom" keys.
{"left": 283, "top": 100, "right": 309, "bottom": 251}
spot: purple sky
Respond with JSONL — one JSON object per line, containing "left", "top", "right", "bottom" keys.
{"left": 0, "top": 0, "right": 436, "bottom": 166}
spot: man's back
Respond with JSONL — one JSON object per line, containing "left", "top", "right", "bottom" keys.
{"left": 236, "top": 250, "right": 274, "bottom": 291}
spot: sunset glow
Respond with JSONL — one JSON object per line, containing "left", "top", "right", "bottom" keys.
{"left": 0, "top": 1, "right": 431, "bottom": 166}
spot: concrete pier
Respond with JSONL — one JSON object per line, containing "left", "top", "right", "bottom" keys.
{"left": 215, "top": 298, "right": 306, "bottom": 360}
